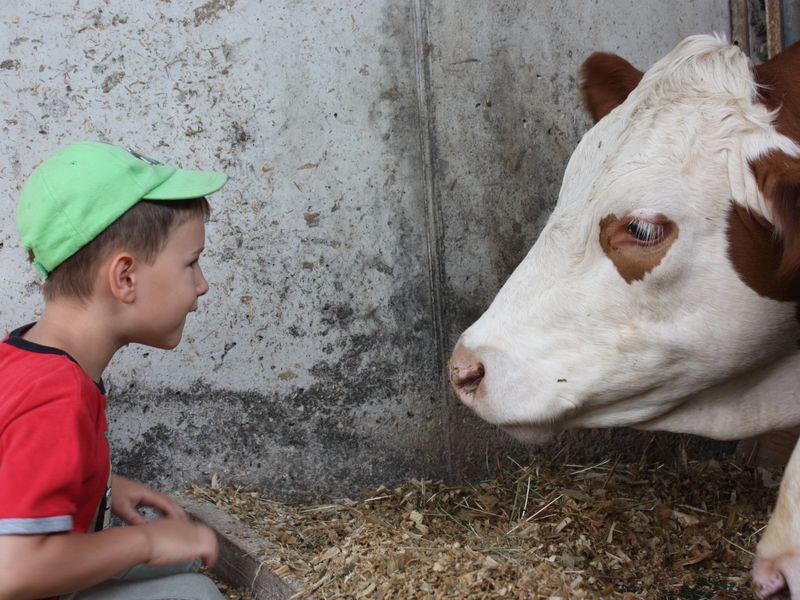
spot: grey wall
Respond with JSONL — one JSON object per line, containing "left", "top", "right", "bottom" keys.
{"left": 0, "top": 1, "right": 730, "bottom": 500}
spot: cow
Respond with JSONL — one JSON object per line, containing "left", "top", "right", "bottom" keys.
{"left": 448, "top": 35, "right": 800, "bottom": 599}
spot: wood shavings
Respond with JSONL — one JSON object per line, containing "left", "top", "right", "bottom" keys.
{"left": 193, "top": 457, "right": 778, "bottom": 599}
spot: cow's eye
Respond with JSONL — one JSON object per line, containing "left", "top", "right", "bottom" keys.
{"left": 627, "top": 219, "right": 664, "bottom": 245}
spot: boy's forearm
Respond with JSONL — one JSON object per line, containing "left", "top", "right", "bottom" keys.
{"left": 0, "top": 526, "right": 151, "bottom": 600}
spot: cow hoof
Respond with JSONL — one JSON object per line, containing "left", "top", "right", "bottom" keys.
{"left": 753, "top": 555, "right": 800, "bottom": 599}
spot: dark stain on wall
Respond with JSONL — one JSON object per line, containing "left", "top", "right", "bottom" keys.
{"left": 109, "top": 336, "right": 444, "bottom": 501}
{"left": 109, "top": 255, "right": 442, "bottom": 500}
{"left": 193, "top": 0, "right": 238, "bottom": 27}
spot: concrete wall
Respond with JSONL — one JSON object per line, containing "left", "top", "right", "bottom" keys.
{"left": 0, "top": 1, "right": 730, "bottom": 500}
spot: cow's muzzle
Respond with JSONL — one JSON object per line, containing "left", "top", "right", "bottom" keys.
{"left": 449, "top": 342, "right": 485, "bottom": 408}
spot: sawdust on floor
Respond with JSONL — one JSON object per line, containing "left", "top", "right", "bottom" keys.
{"left": 193, "top": 457, "right": 780, "bottom": 599}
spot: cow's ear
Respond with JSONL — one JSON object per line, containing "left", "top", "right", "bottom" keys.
{"left": 580, "top": 52, "right": 643, "bottom": 123}
{"left": 754, "top": 154, "right": 800, "bottom": 278}
{"left": 753, "top": 45, "right": 800, "bottom": 278}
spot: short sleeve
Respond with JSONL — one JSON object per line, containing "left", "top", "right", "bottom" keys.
{"left": 0, "top": 368, "right": 98, "bottom": 534}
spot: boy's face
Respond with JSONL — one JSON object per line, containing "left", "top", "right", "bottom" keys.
{"left": 132, "top": 215, "right": 208, "bottom": 349}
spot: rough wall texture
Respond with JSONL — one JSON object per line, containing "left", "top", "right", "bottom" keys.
{"left": 0, "top": 1, "right": 731, "bottom": 500}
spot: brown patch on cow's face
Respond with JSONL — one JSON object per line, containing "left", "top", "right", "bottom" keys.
{"left": 599, "top": 213, "right": 679, "bottom": 283}
{"left": 727, "top": 202, "right": 800, "bottom": 301}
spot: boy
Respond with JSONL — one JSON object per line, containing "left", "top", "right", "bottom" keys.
{"left": 0, "top": 141, "right": 228, "bottom": 600}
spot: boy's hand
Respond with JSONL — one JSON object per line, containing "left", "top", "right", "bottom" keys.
{"left": 111, "top": 474, "right": 188, "bottom": 525}
{"left": 142, "top": 519, "right": 219, "bottom": 568}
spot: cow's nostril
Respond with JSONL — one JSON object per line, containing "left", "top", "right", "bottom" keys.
{"left": 449, "top": 342, "right": 486, "bottom": 407}
{"left": 451, "top": 362, "right": 485, "bottom": 394}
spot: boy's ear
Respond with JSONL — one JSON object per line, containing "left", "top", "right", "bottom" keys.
{"left": 107, "top": 252, "right": 137, "bottom": 304}
{"left": 580, "top": 52, "right": 643, "bottom": 123}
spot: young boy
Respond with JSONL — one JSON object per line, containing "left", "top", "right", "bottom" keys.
{"left": 0, "top": 141, "right": 228, "bottom": 600}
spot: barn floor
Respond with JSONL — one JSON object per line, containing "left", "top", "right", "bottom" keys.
{"left": 192, "top": 456, "right": 780, "bottom": 599}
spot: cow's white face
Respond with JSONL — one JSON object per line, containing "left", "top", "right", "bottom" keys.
{"left": 450, "top": 36, "right": 800, "bottom": 443}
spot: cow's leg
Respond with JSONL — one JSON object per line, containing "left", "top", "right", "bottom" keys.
{"left": 754, "top": 439, "right": 800, "bottom": 599}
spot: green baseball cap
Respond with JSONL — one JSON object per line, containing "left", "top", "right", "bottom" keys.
{"left": 17, "top": 141, "right": 228, "bottom": 277}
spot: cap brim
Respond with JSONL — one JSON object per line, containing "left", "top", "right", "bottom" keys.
{"left": 142, "top": 168, "right": 228, "bottom": 200}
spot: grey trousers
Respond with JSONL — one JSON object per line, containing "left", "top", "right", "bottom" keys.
{"left": 61, "top": 560, "right": 224, "bottom": 600}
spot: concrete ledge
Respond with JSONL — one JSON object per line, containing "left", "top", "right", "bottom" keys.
{"left": 181, "top": 497, "right": 303, "bottom": 600}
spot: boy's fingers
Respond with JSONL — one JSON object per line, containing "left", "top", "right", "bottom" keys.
{"left": 195, "top": 523, "right": 219, "bottom": 568}
{"left": 149, "top": 495, "right": 189, "bottom": 521}
{"left": 202, "top": 546, "right": 219, "bottom": 569}
{"left": 200, "top": 528, "right": 219, "bottom": 569}
{"left": 116, "top": 505, "right": 147, "bottom": 525}
{"left": 163, "top": 502, "right": 189, "bottom": 521}
{"left": 139, "top": 491, "right": 185, "bottom": 518}
{"left": 128, "top": 513, "right": 148, "bottom": 525}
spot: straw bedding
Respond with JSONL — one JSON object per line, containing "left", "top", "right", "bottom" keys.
{"left": 196, "top": 456, "right": 780, "bottom": 599}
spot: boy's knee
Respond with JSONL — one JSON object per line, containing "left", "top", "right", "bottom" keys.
{"left": 169, "top": 573, "right": 224, "bottom": 600}
{"left": 65, "top": 571, "right": 224, "bottom": 600}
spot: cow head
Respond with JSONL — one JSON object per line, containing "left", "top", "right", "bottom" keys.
{"left": 449, "top": 35, "right": 800, "bottom": 444}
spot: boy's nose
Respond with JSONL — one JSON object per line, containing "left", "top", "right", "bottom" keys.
{"left": 197, "top": 271, "right": 209, "bottom": 296}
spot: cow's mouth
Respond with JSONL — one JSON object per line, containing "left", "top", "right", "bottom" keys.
{"left": 502, "top": 424, "right": 559, "bottom": 445}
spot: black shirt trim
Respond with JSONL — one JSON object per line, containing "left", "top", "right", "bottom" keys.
{"left": 4, "top": 323, "right": 106, "bottom": 394}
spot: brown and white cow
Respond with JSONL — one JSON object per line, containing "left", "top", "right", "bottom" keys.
{"left": 449, "top": 35, "right": 800, "bottom": 598}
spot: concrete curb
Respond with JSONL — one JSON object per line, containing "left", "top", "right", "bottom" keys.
{"left": 181, "top": 497, "right": 304, "bottom": 600}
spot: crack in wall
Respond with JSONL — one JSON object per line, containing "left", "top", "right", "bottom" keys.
{"left": 411, "top": 0, "right": 453, "bottom": 478}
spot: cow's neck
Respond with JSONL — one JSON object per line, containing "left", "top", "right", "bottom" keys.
{"left": 638, "top": 349, "right": 800, "bottom": 439}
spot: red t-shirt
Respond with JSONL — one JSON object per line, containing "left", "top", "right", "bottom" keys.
{"left": 0, "top": 324, "right": 111, "bottom": 536}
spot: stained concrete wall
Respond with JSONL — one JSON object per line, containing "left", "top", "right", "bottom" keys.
{"left": 0, "top": 1, "right": 729, "bottom": 500}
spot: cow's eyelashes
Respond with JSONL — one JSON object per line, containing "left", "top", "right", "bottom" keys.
{"left": 626, "top": 220, "right": 665, "bottom": 245}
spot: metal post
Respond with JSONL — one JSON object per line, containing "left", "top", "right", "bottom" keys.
{"left": 784, "top": 0, "right": 800, "bottom": 47}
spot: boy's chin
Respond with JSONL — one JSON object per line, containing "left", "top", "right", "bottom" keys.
{"left": 136, "top": 330, "right": 184, "bottom": 350}
{"left": 158, "top": 333, "right": 184, "bottom": 350}
{"left": 157, "top": 338, "right": 182, "bottom": 350}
